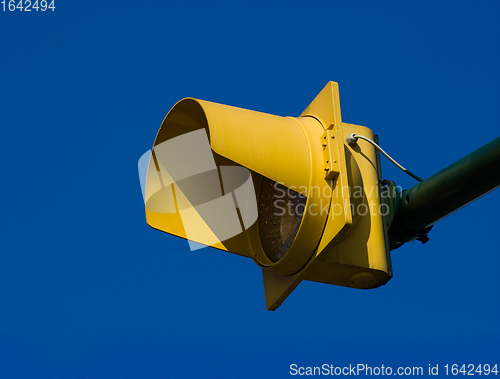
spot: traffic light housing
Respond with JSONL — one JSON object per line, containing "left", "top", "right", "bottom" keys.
{"left": 144, "top": 82, "right": 392, "bottom": 310}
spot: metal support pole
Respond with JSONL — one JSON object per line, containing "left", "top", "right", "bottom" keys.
{"left": 389, "top": 136, "right": 500, "bottom": 249}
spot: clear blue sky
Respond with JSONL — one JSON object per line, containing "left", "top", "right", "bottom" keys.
{"left": 1, "top": 1, "right": 499, "bottom": 377}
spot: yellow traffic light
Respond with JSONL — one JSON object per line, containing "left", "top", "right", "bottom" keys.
{"left": 144, "top": 82, "right": 392, "bottom": 310}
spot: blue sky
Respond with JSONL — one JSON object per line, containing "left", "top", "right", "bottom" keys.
{"left": 1, "top": 1, "right": 499, "bottom": 377}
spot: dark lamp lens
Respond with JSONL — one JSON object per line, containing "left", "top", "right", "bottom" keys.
{"left": 258, "top": 177, "right": 306, "bottom": 263}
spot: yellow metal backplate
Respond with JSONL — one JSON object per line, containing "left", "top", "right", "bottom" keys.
{"left": 263, "top": 81, "right": 355, "bottom": 310}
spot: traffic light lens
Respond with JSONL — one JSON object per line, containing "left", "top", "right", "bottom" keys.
{"left": 258, "top": 177, "right": 306, "bottom": 262}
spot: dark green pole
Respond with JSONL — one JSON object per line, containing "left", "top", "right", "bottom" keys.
{"left": 389, "top": 136, "right": 500, "bottom": 249}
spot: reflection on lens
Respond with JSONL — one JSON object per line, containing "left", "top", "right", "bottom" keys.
{"left": 258, "top": 177, "right": 307, "bottom": 263}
